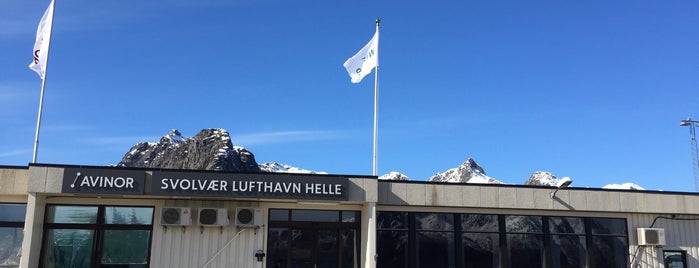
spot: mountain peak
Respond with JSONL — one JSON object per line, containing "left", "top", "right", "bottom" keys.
{"left": 379, "top": 171, "right": 410, "bottom": 181}
{"left": 117, "top": 128, "right": 260, "bottom": 172}
{"left": 259, "top": 162, "right": 326, "bottom": 174}
{"left": 428, "top": 157, "right": 501, "bottom": 184}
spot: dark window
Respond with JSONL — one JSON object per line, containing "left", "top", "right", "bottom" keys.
{"left": 587, "top": 218, "right": 628, "bottom": 268}
{"left": 376, "top": 212, "right": 628, "bottom": 268}
{"left": 462, "top": 214, "right": 499, "bottom": 268}
{"left": 664, "top": 250, "right": 687, "bottom": 268}
{"left": 0, "top": 203, "right": 27, "bottom": 268}
{"left": 40, "top": 205, "right": 154, "bottom": 268}
{"left": 267, "top": 209, "right": 360, "bottom": 268}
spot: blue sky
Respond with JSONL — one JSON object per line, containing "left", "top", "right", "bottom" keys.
{"left": 2, "top": 0, "right": 699, "bottom": 191}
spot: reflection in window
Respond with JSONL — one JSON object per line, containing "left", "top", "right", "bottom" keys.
{"left": 42, "top": 229, "right": 94, "bottom": 268}
{"left": 105, "top": 207, "right": 153, "bottom": 225}
{"left": 507, "top": 234, "right": 543, "bottom": 268}
{"left": 589, "top": 218, "right": 627, "bottom": 235}
{"left": 463, "top": 233, "right": 499, "bottom": 268}
{"left": 101, "top": 230, "right": 150, "bottom": 266}
{"left": 549, "top": 217, "right": 584, "bottom": 234}
{"left": 505, "top": 215, "right": 542, "bottom": 233}
{"left": 588, "top": 236, "right": 628, "bottom": 268}
{"left": 416, "top": 213, "right": 454, "bottom": 231}
{"left": 266, "top": 228, "right": 288, "bottom": 268}
{"left": 0, "top": 203, "right": 26, "bottom": 268}
{"left": 664, "top": 251, "right": 687, "bottom": 268}
{"left": 42, "top": 205, "right": 153, "bottom": 268}
{"left": 417, "top": 231, "right": 455, "bottom": 268}
{"left": 377, "top": 211, "right": 408, "bottom": 229}
{"left": 462, "top": 214, "right": 498, "bottom": 232}
{"left": 46, "top": 206, "right": 98, "bottom": 224}
{"left": 377, "top": 211, "right": 409, "bottom": 268}
{"left": 551, "top": 235, "right": 586, "bottom": 268}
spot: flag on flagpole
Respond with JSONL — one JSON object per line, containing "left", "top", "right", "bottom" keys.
{"left": 29, "top": 0, "right": 55, "bottom": 79}
{"left": 343, "top": 30, "right": 379, "bottom": 83}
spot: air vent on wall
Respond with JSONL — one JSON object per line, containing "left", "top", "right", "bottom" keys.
{"left": 637, "top": 228, "right": 666, "bottom": 246}
{"left": 161, "top": 207, "right": 192, "bottom": 226}
{"left": 235, "top": 207, "right": 262, "bottom": 228}
{"left": 198, "top": 208, "right": 229, "bottom": 227}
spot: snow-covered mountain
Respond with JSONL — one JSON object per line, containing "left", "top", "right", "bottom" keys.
{"left": 259, "top": 162, "right": 326, "bottom": 174}
{"left": 116, "top": 129, "right": 646, "bottom": 189}
{"left": 427, "top": 158, "right": 502, "bottom": 184}
{"left": 524, "top": 171, "right": 572, "bottom": 187}
{"left": 118, "top": 129, "right": 260, "bottom": 172}
{"left": 379, "top": 172, "right": 410, "bottom": 181}
{"left": 602, "top": 183, "right": 645, "bottom": 190}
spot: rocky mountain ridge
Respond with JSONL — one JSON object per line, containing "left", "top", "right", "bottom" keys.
{"left": 117, "top": 129, "right": 644, "bottom": 189}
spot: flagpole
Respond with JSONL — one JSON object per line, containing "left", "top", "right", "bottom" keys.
{"left": 373, "top": 18, "right": 380, "bottom": 176}
{"left": 32, "top": 0, "right": 56, "bottom": 164}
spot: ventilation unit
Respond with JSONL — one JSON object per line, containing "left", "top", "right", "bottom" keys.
{"left": 637, "top": 228, "right": 666, "bottom": 246}
{"left": 160, "top": 207, "right": 192, "bottom": 226}
{"left": 198, "top": 208, "right": 229, "bottom": 227}
{"left": 235, "top": 207, "right": 262, "bottom": 228}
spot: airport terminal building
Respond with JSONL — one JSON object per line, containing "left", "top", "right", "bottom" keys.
{"left": 2, "top": 163, "right": 699, "bottom": 268}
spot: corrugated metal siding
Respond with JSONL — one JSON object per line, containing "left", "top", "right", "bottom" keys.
{"left": 150, "top": 200, "right": 265, "bottom": 268}
{"left": 628, "top": 213, "right": 699, "bottom": 268}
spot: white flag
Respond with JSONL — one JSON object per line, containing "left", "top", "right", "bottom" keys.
{"left": 343, "top": 30, "right": 379, "bottom": 83}
{"left": 29, "top": 0, "right": 55, "bottom": 79}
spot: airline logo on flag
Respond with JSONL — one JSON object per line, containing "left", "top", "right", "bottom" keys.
{"left": 343, "top": 30, "right": 379, "bottom": 83}
{"left": 29, "top": 0, "right": 54, "bottom": 79}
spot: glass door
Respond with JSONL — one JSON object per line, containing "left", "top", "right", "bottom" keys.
{"left": 289, "top": 229, "right": 338, "bottom": 268}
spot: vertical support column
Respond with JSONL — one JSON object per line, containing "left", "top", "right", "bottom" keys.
{"left": 361, "top": 202, "right": 376, "bottom": 268}
{"left": 20, "top": 192, "right": 46, "bottom": 268}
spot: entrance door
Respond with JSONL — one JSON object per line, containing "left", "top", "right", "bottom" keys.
{"left": 290, "top": 229, "right": 338, "bottom": 268}
{"left": 266, "top": 209, "right": 360, "bottom": 268}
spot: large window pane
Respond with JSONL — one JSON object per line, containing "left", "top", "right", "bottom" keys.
{"left": 317, "top": 230, "right": 338, "bottom": 268}
{"left": 341, "top": 211, "right": 359, "bottom": 223}
{"left": 290, "top": 229, "right": 313, "bottom": 267}
{"left": 462, "top": 214, "right": 498, "bottom": 232}
{"left": 340, "top": 229, "right": 358, "bottom": 268}
{"left": 549, "top": 217, "right": 584, "bottom": 234}
{"left": 505, "top": 215, "right": 542, "bottom": 233}
{"left": 292, "top": 210, "right": 339, "bottom": 222}
{"left": 415, "top": 213, "right": 454, "bottom": 231}
{"left": 507, "top": 234, "right": 543, "bottom": 268}
{"left": 46, "top": 206, "right": 98, "bottom": 224}
{"left": 104, "top": 207, "right": 153, "bottom": 225}
{"left": 101, "top": 230, "right": 151, "bottom": 266}
{"left": 377, "top": 231, "right": 408, "bottom": 268}
{"left": 551, "top": 235, "right": 586, "bottom": 268}
{"left": 589, "top": 218, "right": 627, "bottom": 235}
{"left": 269, "top": 209, "right": 289, "bottom": 221}
{"left": 463, "top": 233, "right": 499, "bottom": 268}
{"left": 588, "top": 236, "right": 628, "bottom": 268}
{"left": 42, "top": 229, "right": 94, "bottom": 268}
{"left": 266, "top": 228, "right": 289, "bottom": 268}
{"left": 417, "top": 231, "right": 455, "bottom": 268}
{"left": 0, "top": 227, "right": 22, "bottom": 268}
{"left": 0, "top": 204, "right": 26, "bottom": 222}
{"left": 377, "top": 212, "right": 408, "bottom": 229}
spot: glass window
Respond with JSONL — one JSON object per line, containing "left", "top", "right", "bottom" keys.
{"left": 416, "top": 213, "right": 454, "bottom": 231}
{"left": 377, "top": 211, "right": 408, "bottom": 229}
{"left": 0, "top": 204, "right": 27, "bottom": 222}
{"left": 462, "top": 233, "right": 499, "bottom": 268}
{"left": 551, "top": 235, "right": 586, "bottom": 268}
{"left": 462, "top": 214, "right": 498, "bottom": 232}
{"left": 46, "top": 206, "right": 98, "bottom": 224}
{"left": 104, "top": 207, "right": 153, "bottom": 225}
{"left": 42, "top": 229, "right": 95, "bottom": 268}
{"left": 507, "top": 234, "right": 544, "bottom": 268}
{"left": 589, "top": 218, "right": 627, "bottom": 235}
{"left": 664, "top": 251, "right": 687, "bottom": 268}
{"left": 0, "top": 227, "right": 23, "bottom": 267}
{"left": 291, "top": 210, "right": 339, "bottom": 222}
{"left": 341, "top": 211, "right": 359, "bottom": 223}
{"left": 42, "top": 205, "right": 153, "bottom": 268}
{"left": 506, "top": 215, "right": 542, "bottom": 233}
{"left": 340, "top": 229, "right": 358, "bottom": 268}
{"left": 549, "top": 217, "right": 584, "bottom": 234}
{"left": 269, "top": 209, "right": 289, "bottom": 221}
{"left": 266, "top": 228, "right": 289, "bottom": 268}
{"left": 101, "top": 230, "right": 150, "bottom": 267}
{"left": 377, "top": 230, "right": 409, "bottom": 268}
{"left": 0, "top": 203, "right": 26, "bottom": 268}
{"left": 588, "top": 236, "right": 628, "bottom": 268}
{"left": 417, "top": 231, "right": 455, "bottom": 268}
